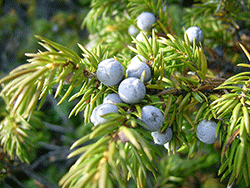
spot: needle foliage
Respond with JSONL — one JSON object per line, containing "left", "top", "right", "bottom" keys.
{"left": 1, "top": 0, "right": 250, "bottom": 187}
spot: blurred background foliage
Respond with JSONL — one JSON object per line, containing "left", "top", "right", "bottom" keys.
{"left": 0, "top": 0, "right": 90, "bottom": 74}
{"left": 0, "top": 0, "right": 249, "bottom": 187}
{"left": 0, "top": 0, "right": 91, "bottom": 187}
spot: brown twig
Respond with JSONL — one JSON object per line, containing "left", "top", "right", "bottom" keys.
{"left": 222, "top": 128, "right": 240, "bottom": 156}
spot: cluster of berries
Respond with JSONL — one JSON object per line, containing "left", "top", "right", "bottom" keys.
{"left": 91, "top": 11, "right": 216, "bottom": 147}
{"left": 90, "top": 55, "right": 173, "bottom": 146}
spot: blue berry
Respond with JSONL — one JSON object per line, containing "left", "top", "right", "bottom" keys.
{"left": 137, "top": 12, "right": 156, "bottom": 31}
{"left": 103, "top": 93, "right": 123, "bottom": 104}
{"left": 151, "top": 127, "right": 173, "bottom": 145}
{"left": 90, "top": 103, "right": 119, "bottom": 126}
{"left": 128, "top": 25, "right": 139, "bottom": 36}
{"left": 97, "top": 58, "right": 124, "bottom": 86}
{"left": 185, "top": 26, "right": 203, "bottom": 44}
{"left": 139, "top": 105, "right": 164, "bottom": 131}
{"left": 126, "top": 55, "right": 151, "bottom": 82}
{"left": 196, "top": 120, "right": 218, "bottom": 144}
{"left": 118, "top": 77, "right": 146, "bottom": 104}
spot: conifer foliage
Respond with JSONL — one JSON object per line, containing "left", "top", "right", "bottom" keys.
{"left": 1, "top": 0, "right": 250, "bottom": 187}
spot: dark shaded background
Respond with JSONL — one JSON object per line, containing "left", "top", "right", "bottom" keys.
{"left": 0, "top": 1, "right": 92, "bottom": 187}
{"left": 0, "top": 0, "right": 90, "bottom": 74}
